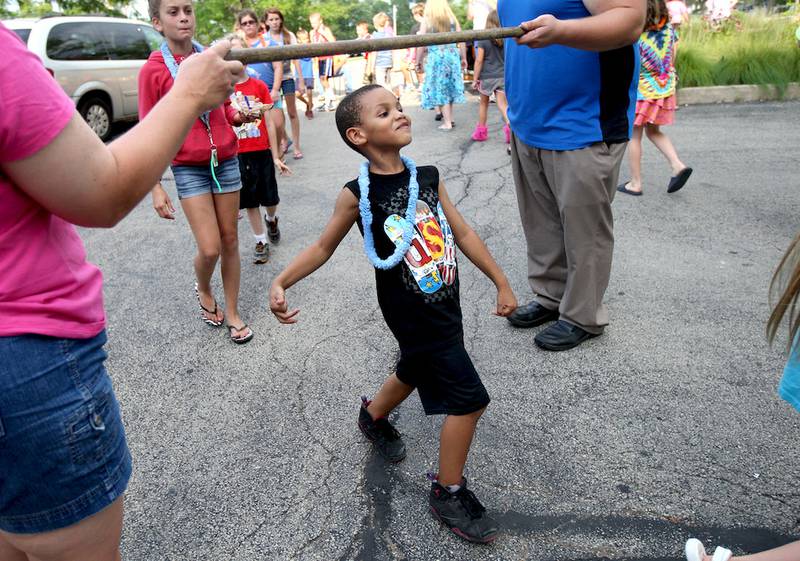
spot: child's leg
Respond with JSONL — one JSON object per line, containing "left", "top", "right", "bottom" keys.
{"left": 477, "top": 94, "right": 489, "bottom": 126}
{"left": 441, "top": 103, "right": 454, "bottom": 128}
{"left": 284, "top": 94, "right": 301, "bottom": 156}
{"left": 438, "top": 407, "right": 485, "bottom": 486}
{"left": 495, "top": 90, "right": 510, "bottom": 124}
{"left": 212, "top": 191, "right": 246, "bottom": 336}
{"left": 180, "top": 194, "right": 223, "bottom": 323}
{"left": 625, "top": 125, "right": 645, "bottom": 191}
{"left": 737, "top": 541, "right": 800, "bottom": 561}
{"left": 366, "top": 373, "right": 414, "bottom": 419}
{"left": 644, "top": 124, "right": 687, "bottom": 175}
{"left": 246, "top": 207, "right": 265, "bottom": 237}
{"left": 271, "top": 108, "right": 287, "bottom": 155}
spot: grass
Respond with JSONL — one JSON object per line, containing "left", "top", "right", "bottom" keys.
{"left": 675, "top": 10, "right": 800, "bottom": 88}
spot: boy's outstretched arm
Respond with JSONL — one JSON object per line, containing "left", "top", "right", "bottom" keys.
{"left": 270, "top": 188, "right": 359, "bottom": 323}
{"left": 438, "top": 182, "right": 517, "bottom": 317}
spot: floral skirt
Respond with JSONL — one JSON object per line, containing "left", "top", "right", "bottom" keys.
{"left": 421, "top": 45, "right": 465, "bottom": 109}
{"left": 634, "top": 94, "right": 676, "bottom": 126}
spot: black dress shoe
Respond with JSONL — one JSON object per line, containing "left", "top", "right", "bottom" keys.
{"left": 534, "top": 320, "right": 599, "bottom": 351}
{"left": 507, "top": 301, "right": 558, "bottom": 328}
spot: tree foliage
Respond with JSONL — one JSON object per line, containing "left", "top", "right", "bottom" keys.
{"left": 193, "top": 0, "right": 468, "bottom": 44}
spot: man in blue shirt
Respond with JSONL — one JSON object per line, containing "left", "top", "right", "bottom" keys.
{"left": 499, "top": 0, "right": 645, "bottom": 351}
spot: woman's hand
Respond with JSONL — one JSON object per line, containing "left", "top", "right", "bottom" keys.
{"left": 151, "top": 184, "right": 175, "bottom": 220}
{"left": 269, "top": 284, "right": 300, "bottom": 324}
{"left": 172, "top": 41, "right": 244, "bottom": 113}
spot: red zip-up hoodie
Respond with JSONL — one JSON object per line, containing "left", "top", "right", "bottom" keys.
{"left": 138, "top": 49, "right": 239, "bottom": 166}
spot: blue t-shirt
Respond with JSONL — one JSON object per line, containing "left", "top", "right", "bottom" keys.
{"left": 779, "top": 337, "right": 800, "bottom": 414}
{"left": 372, "top": 30, "right": 393, "bottom": 68}
{"left": 299, "top": 57, "right": 313, "bottom": 80}
{"left": 247, "top": 36, "right": 275, "bottom": 88}
{"left": 498, "top": 0, "right": 639, "bottom": 151}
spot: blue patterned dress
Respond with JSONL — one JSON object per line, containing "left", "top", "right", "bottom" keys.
{"left": 421, "top": 37, "right": 465, "bottom": 109}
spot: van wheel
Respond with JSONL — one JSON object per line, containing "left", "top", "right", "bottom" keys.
{"left": 79, "top": 96, "right": 112, "bottom": 141}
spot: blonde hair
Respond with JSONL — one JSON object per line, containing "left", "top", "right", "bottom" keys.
{"left": 373, "top": 12, "right": 389, "bottom": 29}
{"left": 424, "top": 0, "right": 458, "bottom": 33}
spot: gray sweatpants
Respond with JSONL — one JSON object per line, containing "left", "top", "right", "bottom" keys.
{"left": 510, "top": 134, "right": 626, "bottom": 334}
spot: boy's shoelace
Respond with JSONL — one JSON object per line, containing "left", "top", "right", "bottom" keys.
{"left": 374, "top": 418, "right": 401, "bottom": 441}
{"left": 456, "top": 488, "right": 487, "bottom": 519}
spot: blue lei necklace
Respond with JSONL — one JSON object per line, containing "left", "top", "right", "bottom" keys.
{"left": 358, "top": 155, "right": 418, "bottom": 270}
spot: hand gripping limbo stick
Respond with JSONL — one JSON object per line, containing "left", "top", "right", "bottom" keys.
{"left": 226, "top": 26, "right": 526, "bottom": 64}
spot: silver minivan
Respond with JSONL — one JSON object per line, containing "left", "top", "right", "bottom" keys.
{"left": 4, "top": 16, "right": 162, "bottom": 140}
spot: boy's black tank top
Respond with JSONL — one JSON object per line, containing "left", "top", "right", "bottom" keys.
{"left": 344, "top": 165, "right": 462, "bottom": 354}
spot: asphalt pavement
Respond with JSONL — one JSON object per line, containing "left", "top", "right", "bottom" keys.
{"left": 85, "top": 97, "right": 800, "bottom": 560}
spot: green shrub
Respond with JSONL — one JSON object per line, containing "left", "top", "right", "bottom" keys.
{"left": 674, "top": 11, "right": 800, "bottom": 88}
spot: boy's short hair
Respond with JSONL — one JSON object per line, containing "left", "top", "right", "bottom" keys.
{"left": 335, "top": 84, "right": 384, "bottom": 155}
{"left": 412, "top": 3, "right": 425, "bottom": 16}
{"left": 356, "top": 21, "right": 369, "bottom": 29}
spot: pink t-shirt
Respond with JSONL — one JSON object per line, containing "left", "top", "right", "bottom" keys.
{"left": 0, "top": 24, "right": 105, "bottom": 338}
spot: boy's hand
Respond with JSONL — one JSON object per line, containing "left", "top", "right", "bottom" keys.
{"left": 493, "top": 285, "right": 518, "bottom": 317}
{"left": 274, "top": 158, "right": 292, "bottom": 176}
{"left": 517, "top": 15, "right": 564, "bottom": 48}
{"left": 269, "top": 284, "right": 300, "bottom": 324}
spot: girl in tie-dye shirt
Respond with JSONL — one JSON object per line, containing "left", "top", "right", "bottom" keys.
{"left": 617, "top": 0, "right": 693, "bottom": 196}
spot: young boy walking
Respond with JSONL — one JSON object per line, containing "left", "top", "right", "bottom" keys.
{"left": 230, "top": 38, "right": 291, "bottom": 263}
{"left": 269, "top": 85, "right": 516, "bottom": 543}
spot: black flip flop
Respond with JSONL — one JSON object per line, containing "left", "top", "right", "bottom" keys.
{"left": 667, "top": 167, "right": 693, "bottom": 193}
{"left": 617, "top": 183, "right": 642, "bottom": 196}
{"left": 227, "top": 324, "right": 254, "bottom": 345}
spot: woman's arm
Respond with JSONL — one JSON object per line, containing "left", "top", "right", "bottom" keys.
{"left": 3, "top": 41, "right": 243, "bottom": 228}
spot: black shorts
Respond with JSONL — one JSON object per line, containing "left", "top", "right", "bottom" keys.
{"left": 396, "top": 343, "right": 490, "bottom": 416}
{"left": 237, "top": 150, "right": 279, "bottom": 210}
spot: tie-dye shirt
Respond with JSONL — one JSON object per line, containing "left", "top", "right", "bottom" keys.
{"left": 637, "top": 21, "right": 677, "bottom": 100}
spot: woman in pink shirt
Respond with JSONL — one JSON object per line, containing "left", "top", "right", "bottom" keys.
{"left": 0, "top": 23, "right": 242, "bottom": 560}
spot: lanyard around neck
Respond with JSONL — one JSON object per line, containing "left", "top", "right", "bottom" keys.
{"left": 160, "top": 41, "right": 211, "bottom": 129}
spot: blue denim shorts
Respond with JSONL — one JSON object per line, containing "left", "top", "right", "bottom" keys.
{"left": 280, "top": 78, "right": 296, "bottom": 96}
{"left": 0, "top": 331, "right": 132, "bottom": 534}
{"left": 171, "top": 156, "right": 241, "bottom": 200}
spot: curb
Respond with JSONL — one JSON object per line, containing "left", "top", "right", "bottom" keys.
{"left": 677, "top": 83, "right": 800, "bottom": 105}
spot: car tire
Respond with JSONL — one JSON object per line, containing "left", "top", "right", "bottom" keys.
{"left": 79, "top": 96, "right": 112, "bottom": 141}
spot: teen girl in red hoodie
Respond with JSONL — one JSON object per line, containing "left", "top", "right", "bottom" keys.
{"left": 139, "top": 0, "right": 255, "bottom": 343}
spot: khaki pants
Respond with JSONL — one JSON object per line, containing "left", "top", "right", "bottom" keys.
{"left": 510, "top": 135, "right": 626, "bottom": 334}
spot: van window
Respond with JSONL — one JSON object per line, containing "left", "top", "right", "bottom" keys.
{"left": 143, "top": 26, "right": 163, "bottom": 52}
{"left": 13, "top": 28, "right": 31, "bottom": 43}
{"left": 102, "top": 22, "right": 152, "bottom": 60}
{"left": 46, "top": 22, "right": 108, "bottom": 60}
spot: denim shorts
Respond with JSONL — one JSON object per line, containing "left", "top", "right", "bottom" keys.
{"left": 280, "top": 78, "right": 296, "bottom": 96}
{"left": 171, "top": 156, "right": 241, "bottom": 200}
{"left": 0, "top": 330, "right": 131, "bottom": 534}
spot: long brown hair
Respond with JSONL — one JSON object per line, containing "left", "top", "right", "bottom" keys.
{"left": 264, "top": 7, "right": 291, "bottom": 45}
{"left": 486, "top": 10, "right": 502, "bottom": 48}
{"left": 644, "top": 0, "right": 668, "bottom": 30}
{"left": 768, "top": 233, "right": 800, "bottom": 353}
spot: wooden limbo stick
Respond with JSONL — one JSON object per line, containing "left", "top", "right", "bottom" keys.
{"left": 227, "top": 26, "right": 526, "bottom": 64}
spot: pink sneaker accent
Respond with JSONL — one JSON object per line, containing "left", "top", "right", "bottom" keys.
{"left": 503, "top": 123, "right": 511, "bottom": 144}
{"left": 471, "top": 124, "right": 488, "bottom": 142}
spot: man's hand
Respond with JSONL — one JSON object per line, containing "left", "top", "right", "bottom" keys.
{"left": 517, "top": 15, "right": 564, "bottom": 49}
{"left": 269, "top": 284, "right": 300, "bottom": 324}
{"left": 172, "top": 40, "right": 244, "bottom": 113}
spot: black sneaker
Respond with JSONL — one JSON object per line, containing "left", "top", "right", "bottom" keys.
{"left": 429, "top": 477, "right": 499, "bottom": 544}
{"left": 357, "top": 397, "right": 406, "bottom": 463}
{"left": 266, "top": 215, "right": 281, "bottom": 244}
